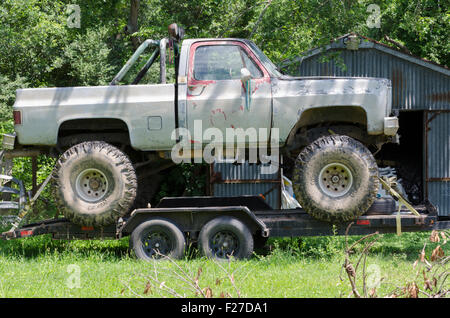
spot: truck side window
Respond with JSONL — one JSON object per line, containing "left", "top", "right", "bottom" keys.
{"left": 240, "top": 48, "right": 263, "bottom": 79}
{"left": 194, "top": 45, "right": 262, "bottom": 81}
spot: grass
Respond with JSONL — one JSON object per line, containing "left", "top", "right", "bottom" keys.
{"left": 0, "top": 231, "right": 447, "bottom": 298}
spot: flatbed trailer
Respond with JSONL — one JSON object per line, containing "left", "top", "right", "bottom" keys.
{"left": 1, "top": 195, "right": 447, "bottom": 260}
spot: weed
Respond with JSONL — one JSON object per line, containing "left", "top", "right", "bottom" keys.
{"left": 0, "top": 231, "right": 447, "bottom": 297}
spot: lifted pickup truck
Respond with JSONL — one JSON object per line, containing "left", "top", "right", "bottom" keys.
{"left": 6, "top": 24, "right": 399, "bottom": 228}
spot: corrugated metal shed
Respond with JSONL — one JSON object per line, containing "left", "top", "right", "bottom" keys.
{"left": 426, "top": 111, "right": 450, "bottom": 216}
{"left": 284, "top": 34, "right": 450, "bottom": 111}
{"left": 284, "top": 34, "right": 450, "bottom": 216}
{"left": 210, "top": 161, "right": 281, "bottom": 209}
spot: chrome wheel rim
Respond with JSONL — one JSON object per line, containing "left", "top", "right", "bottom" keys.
{"left": 318, "top": 162, "right": 353, "bottom": 197}
{"left": 75, "top": 168, "right": 109, "bottom": 202}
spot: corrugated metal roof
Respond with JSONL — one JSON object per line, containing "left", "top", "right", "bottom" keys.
{"left": 284, "top": 33, "right": 449, "bottom": 75}
{"left": 283, "top": 33, "right": 450, "bottom": 111}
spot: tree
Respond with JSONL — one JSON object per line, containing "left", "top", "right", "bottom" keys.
{"left": 126, "top": 0, "right": 141, "bottom": 49}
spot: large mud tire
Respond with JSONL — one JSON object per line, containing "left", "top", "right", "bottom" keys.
{"left": 292, "top": 135, "right": 379, "bottom": 223}
{"left": 54, "top": 141, "right": 137, "bottom": 226}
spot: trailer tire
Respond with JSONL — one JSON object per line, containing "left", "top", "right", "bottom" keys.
{"left": 131, "top": 219, "right": 186, "bottom": 260}
{"left": 199, "top": 216, "right": 254, "bottom": 260}
{"left": 292, "top": 135, "right": 379, "bottom": 223}
{"left": 54, "top": 141, "right": 137, "bottom": 227}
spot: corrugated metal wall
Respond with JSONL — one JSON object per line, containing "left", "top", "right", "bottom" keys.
{"left": 210, "top": 161, "right": 281, "bottom": 209}
{"left": 426, "top": 111, "right": 450, "bottom": 216}
{"left": 295, "top": 49, "right": 450, "bottom": 111}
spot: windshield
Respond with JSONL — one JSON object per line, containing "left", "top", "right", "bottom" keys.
{"left": 246, "top": 41, "right": 282, "bottom": 78}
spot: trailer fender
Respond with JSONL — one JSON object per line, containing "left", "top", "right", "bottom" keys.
{"left": 120, "top": 206, "right": 270, "bottom": 238}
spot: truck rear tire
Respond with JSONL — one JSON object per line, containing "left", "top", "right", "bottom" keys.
{"left": 130, "top": 218, "right": 186, "bottom": 260}
{"left": 292, "top": 135, "right": 379, "bottom": 223}
{"left": 54, "top": 141, "right": 137, "bottom": 227}
{"left": 199, "top": 216, "right": 254, "bottom": 260}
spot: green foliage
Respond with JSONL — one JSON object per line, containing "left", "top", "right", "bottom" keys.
{"left": 0, "top": 0, "right": 130, "bottom": 88}
{"left": 0, "top": 76, "right": 29, "bottom": 111}
{"left": 153, "top": 164, "right": 207, "bottom": 204}
{"left": 0, "top": 0, "right": 68, "bottom": 86}
{"left": 266, "top": 227, "right": 344, "bottom": 260}
{"left": 62, "top": 26, "right": 116, "bottom": 86}
{"left": 0, "top": 0, "right": 447, "bottom": 86}
{"left": 384, "top": 0, "right": 449, "bottom": 65}
{"left": 0, "top": 75, "right": 28, "bottom": 133}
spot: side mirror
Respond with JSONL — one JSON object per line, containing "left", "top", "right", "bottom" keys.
{"left": 240, "top": 68, "right": 251, "bottom": 84}
{"left": 168, "top": 23, "right": 185, "bottom": 42}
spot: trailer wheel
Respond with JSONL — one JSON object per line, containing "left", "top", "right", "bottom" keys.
{"left": 131, "top": 219, "right": 186, "bottom": 260}
{"left": 292, "top": 135, "right": 379, "bottom": 223}
{"left": 199, "top": 216, "right": 254, "bottom": 260}
{"left": 54, "top": 141, "right": 137, "bottom": 227}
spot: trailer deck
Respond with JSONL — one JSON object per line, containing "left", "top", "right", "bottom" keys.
{"left": 1, "top": 196, "right": 442, "bottom": 241}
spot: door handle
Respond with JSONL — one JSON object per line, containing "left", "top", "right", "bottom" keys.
{"left": 187, "top": 84, "right": 206, "bottom": 96}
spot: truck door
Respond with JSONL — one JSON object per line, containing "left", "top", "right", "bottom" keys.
{"left": 186, "top": 41, "right": 272, "bottom": 149}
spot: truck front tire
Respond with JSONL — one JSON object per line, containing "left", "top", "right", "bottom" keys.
{"left": 292, "top": 135, "right": 379, "bottom": 223}
{"left": 54, "top": 141, "right": 137, "bottom": 227}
